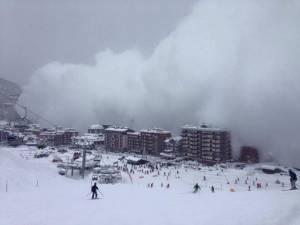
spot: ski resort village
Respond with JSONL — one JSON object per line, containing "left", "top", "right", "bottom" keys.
{"left": 1, "top": 119, "right": 300, "bottom": 225}
{"left": 2, "top": 0, "right": 300, "bottom": 224}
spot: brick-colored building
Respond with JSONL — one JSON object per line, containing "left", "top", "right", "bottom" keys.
{"left": 105, "top": 127, "right": 132, "bottom": 152}
{"left": 181, "top": 124, "right": 231, "bottom": 164}
{"left": 39, "top": 128, "right": 78, "bottom": 146}
{"left": 39, "top": 131, "right": 61, "bottom": 146}
{"left": 140, "top": 128, "right": 171, "bottom": 155}
{"left": 239, "top": 146, "right": 259, "bottom": 163}
{"left": 62, "top": 128, "right": 79, "bottom": 145}
{"left": 127, "top": 132, "right": 142, "bottom": 154}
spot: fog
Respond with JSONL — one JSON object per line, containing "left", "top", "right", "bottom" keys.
{"left": 19, "top": 0, "right": 300, "bottom": 166}
{"left": 0, "top": 0, "right": 195, "bottom": 84}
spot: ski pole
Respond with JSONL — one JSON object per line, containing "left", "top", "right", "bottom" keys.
{"left": 98, "top": 190, "right": 104, "bottom": 197}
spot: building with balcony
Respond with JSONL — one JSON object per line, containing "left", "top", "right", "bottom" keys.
{"left": 140, "top": 128, "right": 171, "bottom": 155}
{"left": 127, "top": 132, "right": 142, "bottom": 154}
{"left": 181, "top": 124, "right": 231, "bottom": 164}
{"left": 104, "top": 127, "right": 132, "bottom": 152}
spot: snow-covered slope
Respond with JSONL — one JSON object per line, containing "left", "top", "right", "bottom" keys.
{"left": 1, "top": 147, "right": 300, "bottom": 225}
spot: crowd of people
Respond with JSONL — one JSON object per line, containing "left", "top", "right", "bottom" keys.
{"left": 90, "top": 156, "right": 298, "bottom": 198}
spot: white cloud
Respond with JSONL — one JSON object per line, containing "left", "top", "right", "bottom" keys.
{"left": 20, "top": 0, "right": 300, "bottom": 166}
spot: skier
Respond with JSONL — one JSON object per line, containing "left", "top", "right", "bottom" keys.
{"left": 289, "top": 169, "right": 298, "bottom": 190}
{"left": 211, "top": 186, "right": 215, "bottom": 193}
{"left": 193, "top": 183, "right": 200, "bottom": 193}
{"left": 91, "top": 182, "right": 99, "bottom": 199}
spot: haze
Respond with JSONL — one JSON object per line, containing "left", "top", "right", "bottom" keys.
{"left": 1, "top": 0, "right": 300, "bottom": 166}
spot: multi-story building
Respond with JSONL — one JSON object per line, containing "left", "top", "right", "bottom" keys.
{"left": 24, "top": 124, "right": 42, "bottom": 136}
{"left": 62, "top": 128, "right": 79, "bottom": 145}
{"left": 39, "top": 131, "right": 61, "bottom": 146}
{"left": 181, "top": 124, "right": 231, "bottom": 164}
{"left": 88, "top": 124, "right": 104, "bottom": 134}
{"left": 105, "top": 127, "right": 132, "bottom": 152}
{"left": 164, "top": 136, "right": 183, "bottom": 156}
{"left": 239, "top": 146, "right": 259, "bottom": 163}
{"left": 140, "top": 128, "right": 171, "bottom": 155}
{"left": 39, "top": 128, "right": 78, "bottom": 146}
{"left": 72, "top": 133, "right": 105, "bottom": 149}
{"left": 127, "top": 132, "right": 142, "bottom": 153}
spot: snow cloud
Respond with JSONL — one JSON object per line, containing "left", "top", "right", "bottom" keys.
{"left": 20, "top": 0, "right": 300, "bottom": 166}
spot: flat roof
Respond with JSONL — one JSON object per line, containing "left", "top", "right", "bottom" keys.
{"left": 181, "top": 125, "right": 228, "bottom": 132}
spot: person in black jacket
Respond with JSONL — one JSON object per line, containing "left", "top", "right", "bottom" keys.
{"left": 289, "top": 169, "right": 297, "bottom": 190}
{"left": 91, "top": 183, "right": 99, "bottom": 199}
{"left": 193, "top": 183, "right": 200, "bottom": 193}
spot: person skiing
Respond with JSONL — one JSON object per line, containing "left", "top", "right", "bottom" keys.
{"left": 289, "top": 169, "right": 297, "bottom": 190}
{"left": 211, "top": 186, "right": 215, "bottom": 193}
{"left": 193, "top": 183, "right": 200, "bottom": 193}
{"left": 91, "top": 182, "right": 99, "bottom": 199}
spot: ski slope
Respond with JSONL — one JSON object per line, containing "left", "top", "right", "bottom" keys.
{"left": 1, "top": 147, "right": 300, "bottom": 225}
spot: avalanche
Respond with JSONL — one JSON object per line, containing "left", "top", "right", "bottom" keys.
{"left": 0, "top": 146, "right": 300, "bottom": 225}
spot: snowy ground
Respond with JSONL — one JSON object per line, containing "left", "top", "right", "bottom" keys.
{"left": 1, "top": 146, "right": 300, "bottom": 225}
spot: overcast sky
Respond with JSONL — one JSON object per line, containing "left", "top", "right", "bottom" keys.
{"left": 0, "top": 0, "right": 196, "bottom": 85}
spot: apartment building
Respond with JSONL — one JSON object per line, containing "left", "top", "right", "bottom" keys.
{"left": 127, "top": 131, "right": 142, "bottom": 154}
{"left": 181, "top": 124, "right": 231, "bottom": 164}
{"left": 39, "top": 128, "right": 78, "bottom": 146}
{"left": 104, "top": 127, "right": 132, "bottom": 152}
{"left": 88, "top": 124, "right": 104, "bottom": 134}
{"left": 140, "top": 128, "right": 171, "bottom": 155}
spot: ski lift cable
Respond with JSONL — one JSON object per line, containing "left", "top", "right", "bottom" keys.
{"left": 0, "top": 90, "right": 57, "bottom": 127}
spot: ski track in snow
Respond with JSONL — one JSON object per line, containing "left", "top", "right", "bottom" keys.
{"left": 0, "top": 147, "right": 300, "bottom": 225}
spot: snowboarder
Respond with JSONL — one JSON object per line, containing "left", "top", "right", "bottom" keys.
{"left": 289, "top": 169, "right": 297, "bottom": 190}
{"left": 193, "top": 183, "right": 200, "bottom": 193}
{"left": 91, "top": 183, "right": 99, "bottom": 199}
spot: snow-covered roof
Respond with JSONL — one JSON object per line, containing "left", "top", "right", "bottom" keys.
{"left": 64, "top": 128, "right": 77, "bottom": 132}
{"left": 73, "top": 133, "right": 104, "bottom": 140}
{"left": 259, "top": 165, "right": 279, "bottom": 170}
{"left": 140, "top": 128, "right": 171, "bottom": 134}
{"left": 127, "top": 131, "right": 141, "bottom": 136}
{"left": 40, "top": 131, "right": 56, "bottom": 135}
{"left": 182, "top": 124, "right": 227, "bottom": 132}
{"left": 89, "top": 124, "right": 104, "bottom": 129}
{"left": 160, "top": 152, "right": 175, "bottom": 159}
{"left": 125, "top": 156, "right": 143, "bottom": 162}
{"left": 105, "top": 127, "right": 129, "bottom": 132}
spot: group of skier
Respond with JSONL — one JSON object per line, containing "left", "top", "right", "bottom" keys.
{"left": 191, "top": 169, "right": 298, "bottom": 193}
{"left": 193, "top": 183, "right": 215, "bottom": 193}
{"left": 89, "top": 169, "right": 297, "bottom": 199}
